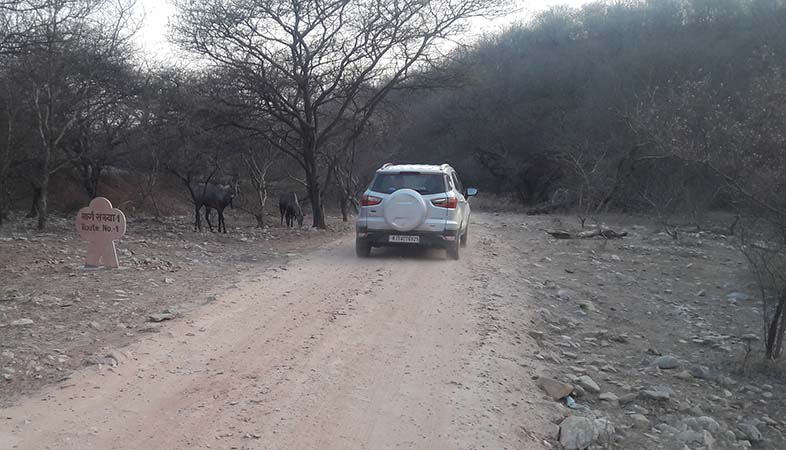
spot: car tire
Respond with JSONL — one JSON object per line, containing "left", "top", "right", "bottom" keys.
{"left": 356, "top": 238, "right": 371, "bottom": 257}
{"left": 447, "top": 234, "right": 460, "bottom": 260}
{"left": 460, "top": 226, "right": 468, "bottom": 247}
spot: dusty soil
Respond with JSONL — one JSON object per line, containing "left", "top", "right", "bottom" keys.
{"left": 0, "top": 211, "right": 784, "bottom": 449}
{"left": 0, "top": 212, "right": 350, "bottom": 405}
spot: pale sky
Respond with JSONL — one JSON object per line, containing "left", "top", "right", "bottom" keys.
{"left": 135, "top": 0, "right": 591, "bottom": 63}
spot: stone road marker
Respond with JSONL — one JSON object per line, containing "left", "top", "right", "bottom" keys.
{"left": 75, "top": 197, "right": 127, "bottom": 268}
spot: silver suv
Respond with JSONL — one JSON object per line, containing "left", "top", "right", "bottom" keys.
{"left": 355, "top": 163, "right": 477, "bottom": 259}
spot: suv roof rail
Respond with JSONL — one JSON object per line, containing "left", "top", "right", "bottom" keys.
{"left": 440, "top": 163, "right": 452, "bottom": 171}
{"left": 380, "top": 162, "right": 393, "bottom": 169}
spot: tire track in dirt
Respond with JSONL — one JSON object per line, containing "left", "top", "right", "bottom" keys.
{"left": 0, "top": 213, "right": 549, "bottom": 450}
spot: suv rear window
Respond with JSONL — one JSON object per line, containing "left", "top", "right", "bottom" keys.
{"left": 370, "top": 172, "right": 447, "bottom": 195}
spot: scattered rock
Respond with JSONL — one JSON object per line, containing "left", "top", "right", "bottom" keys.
{"left": 528, "top": 330, "right": 545, "bottom": 341}
{"left": 737, "top": 423, "right": 762, "bottom": 442}
{"left": 640, "top": 386, "right": 672, "bottom": 401}
{"left": 690, "top": 365, "right": 711, "bottom": 379}
{"left": 656, "top": 423, "right": 679, "bottom": 434}
{"left": 653, "top": 355, "right": 680, "bottom": 369}
{"left": 148, "top": 312, "right": 175, "bottom": 323}
{"left": 164, "top": 278, "right": 175, "bottom": 284}
{"left": 559, "top": 416, "right": 598, "bottom": 450}
{"left": 720, "top": 430, "right": 738, "bottom": 441}
{"left": 1, "top": 351, "right": 14, "bottom": 359}
{"left": 618, "top": 392, "right": 638, "bottom": 404}
{"left": 676, "top": 430, "right": 705, "bottom": 444}
{"left": 556, "top": 289, "right": 572, "bottom": 301}
{"left": 593, "top": 418, "right": 615, "bottom": 442}
{"left": 578, "top": 300, "right": 597, "bottom": 312}
{"left": 599, "top": 392, "right": 618, "bottom": 403}
{"left": 537, "top": 377, "right": 574, "bottom": 401}
{"left": 630, "top": 414, "right": 651, "bottom": 429}
{"left": 10, "top": 318, "right": 34, "bottom": 326}
{"left": 577, "top": 375, "right": 601, "bottom": 393}
{"left": 761, "top": 416, "right": 777, "bottom": 426}
{"left": 696, "top": 416, "right": 720, "bottom": 433}
{"left": 86, "top": 355, "right": 117, "bottom": 367}
{"left": 674, "top": 370, "right": 692, "bottom": 380}
{"left": 546, "top": 324, "right": 563, "bottom": 334}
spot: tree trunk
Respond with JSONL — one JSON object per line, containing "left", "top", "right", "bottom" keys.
{"left": 254, "top": 213, "right": 265, "bottom": 228}
{"left": 765, "top": 290, "right": 786, "bottom": 359}
{"left": 340, "top": 196, "right": 349, "bottom": 222}
{"left": 37, "top": 174, "right": 48, "bottom": 230}
{"left": 79, "top": 160, "right": 101, "bottom": 198}
{"left": 304, "top": 154, "right": 326, "bottom": 229}
{"left": 27, "top": 186, "right": 40, "bottom": 218}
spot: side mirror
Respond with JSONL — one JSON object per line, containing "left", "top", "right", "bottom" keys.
{"left": 466, "top": 188, "right": 478, "bottom": 197}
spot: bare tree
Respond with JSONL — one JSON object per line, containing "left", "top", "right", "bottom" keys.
{"left": 9, "top": 0, "right": 138, "bottom": 229}
{"left": 174, "top": 0, "right": 504, "bottom": 228}
{"left": 242, "top": 145, "right": 276, "bottom": 228}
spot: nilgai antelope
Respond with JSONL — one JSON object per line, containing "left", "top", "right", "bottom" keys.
{"left": 279, "top": 192, "right": 304, "bottom": 228}
{"left": 193, "top": 183, "right": 237, "bottom": 233}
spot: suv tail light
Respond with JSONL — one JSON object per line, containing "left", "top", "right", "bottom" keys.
{"left": 361, "top": 194, "right": 382, "bottom": 206}
{"left": 432, "top": 197, "right": 458, "bottom": 209}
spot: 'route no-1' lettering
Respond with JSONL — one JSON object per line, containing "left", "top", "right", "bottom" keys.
{"left": 75, "top": 197, "right": 127, "bottom": 268}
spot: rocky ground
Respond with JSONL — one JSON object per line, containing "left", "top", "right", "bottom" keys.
{"left": 476, "top": 212, "right": 785, "bottom": 450}
{"left": 0, "top": 210, "right": 784, "bottom": 450}
{"left": 0, "top": 212, "right": 350, "bottom": 406}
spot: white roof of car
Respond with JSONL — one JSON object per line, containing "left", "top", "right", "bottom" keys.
{"left": 377, "top": 163, "right": 452, "bottom": 174}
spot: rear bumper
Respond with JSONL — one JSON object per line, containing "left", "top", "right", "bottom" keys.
{"left": 357, "top": 230, "right": 458, "bottom": 247}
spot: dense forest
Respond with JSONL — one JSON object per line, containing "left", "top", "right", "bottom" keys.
{"left": 1, "top": 0, "right": 786, "bottom": 356}
{"left": 387, "top": 0, "right": 786, "bottom": 217}
{"left": 1, "top": 0, "right": 784, "bottom": 226}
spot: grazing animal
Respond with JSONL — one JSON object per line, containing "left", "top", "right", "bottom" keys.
{"left": 279, "top": 192, "right": 304, "bottom": 228}
{"left": 193, "top": 183, "right": 237, "bottom": 233}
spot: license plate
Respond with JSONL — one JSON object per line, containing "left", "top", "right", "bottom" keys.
{"left": 389, "top": 235, "right": 420, "bottom": 243}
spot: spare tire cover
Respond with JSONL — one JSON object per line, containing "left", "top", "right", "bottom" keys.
{"left": 383, "top": 189, "right": 428, "bottom": 232}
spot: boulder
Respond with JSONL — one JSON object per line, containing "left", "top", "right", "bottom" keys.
{"left": 690, "top": 365, "right": 711, "bottom": 379}
{"left": 737, "top": 423, "right": 762, "bottom": 442}
{"left": 599, "top": 392, "right": 618, "bottom": 403}
{"left": 577, "top": 375, "right": 601, "bottom": 393}
{"left": 696, "top": 416, "right": 720, "bottom": 433}
{"left": 148, "top": 312, "right": 175, "bottom": 322}
{"left": 537, "top": 377, "right": 574, "bottom": 401}
{"left": 559, "top": 416, "right": 598, "bottom": 450}
{"left": 653, "top": 355, "right": 680, "bottom": 369}
{"left": 641, "top": 386, "right": 672, "bottom": 401}
{"left": 630, "top": 414, "right": 651, "bottom": 429}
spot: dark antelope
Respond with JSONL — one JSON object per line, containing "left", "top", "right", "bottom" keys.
{"left": 279, "top": 192, "right": 304, "bottom": 228}
{"left": 193, "top": 183, "right": 237, "bottom": 233}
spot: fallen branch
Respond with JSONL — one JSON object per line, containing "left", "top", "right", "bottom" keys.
{"left": 547, "top": 229, "right": 628, "bottom": 239}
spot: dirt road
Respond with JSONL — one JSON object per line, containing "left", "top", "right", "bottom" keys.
{"left": 0, "top": 214, "right": 554, "bottom": 450}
